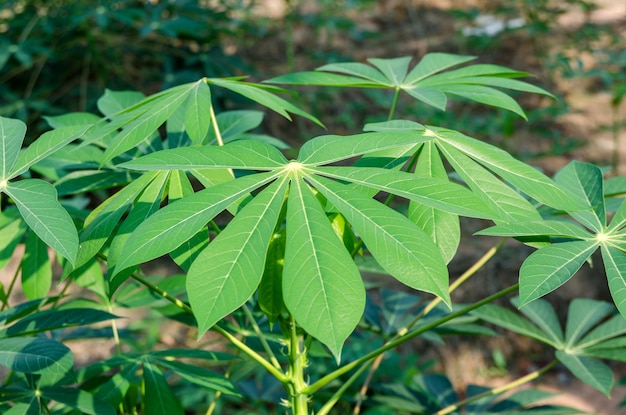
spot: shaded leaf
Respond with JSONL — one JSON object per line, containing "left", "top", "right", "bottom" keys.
{"left": 0, "top": 116, "right": 26, "bottom": 180}
{"left": 555, "top": 351, "right": 613, "bottom": 396}
{"left": 143, "top": 360, "right": 184, "bottom": 415}
{"left": 600, "top": 245, "right": 626, "bottom": 318}
{"left": 0, "top": 337, "right": 73, "bottom": 377}
{"left": 21, "top": 231, "right": 52, "bottom": 300}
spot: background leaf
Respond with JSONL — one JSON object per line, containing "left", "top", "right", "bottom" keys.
{"left": 21, "top": 231, "right": 52, "bottom": 300}
{"left": 0, "top": 116, "right": 26, "bottom": 180}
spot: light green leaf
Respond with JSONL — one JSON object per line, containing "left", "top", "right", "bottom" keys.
{"left": 609, "top": 197, "right": 626, "bottom": 230}
{"left": 73, "top": 172, "right": 159, "bottom": 271}
{"left": 432, "top": 127, "right": 587, "bottom": 212}
{"left": 0, "top": 116, "right": 26, "bottom": 181}
{"left": 21, "top": 231, "right": 52, "bottom": 300}
{"left": 44, "top": 112, "right": 101, "bottom": 129}
{"left": 519, "top": 240, "right": 598, "bottom": 306}
{"left": 403, "top": 53, "right": 476, "bottom": 84}
{"left": 5, "top": 179, "right": 78, "bottom": 265}
{"left": 283, "top": 176, "right": 365, "bottom": 359}
{"left": 184, "top": 80, "right": 212, "bottom": 144}
{"left": 363, "top": 120, "right": 424, "bottom": 132}
{"left": 143, "top": 360, "right": 185, "bottom": 415}
{"left": 116, "top": 171, "right": 278, "bottom": 273}
{"left": 575, "top": 314, "right": 626, "bottom": 350}
{"left": 120, "top": 140, "right": 288, "bottom": 171}
{"left": 435, "top": 76, "right": 553, "bottom": 96}
{"left": 0, "top": 337, "right": 73, "bottom": 376}
{"left": 316, "top": 61, "right": 390, "bottom": 84}
{"left": 472, "top": 304, "right": 556, "bottom": 347}
{"left": 367, "top": 56, "right": 412, "bottom": 85}
{"left": 208, "top": 78, "right": 323, "bottom": 127}
{"left": 265, "top": 71, "right": 380, "bottom": 87}
{"left": 189, "top": 178, "right": 288, "bottom": 335}
{"left": 512, "top": 297, "right": 563, "bottom": 347}
{"left": 555, "top": 161, "right": 605, "bottom": 232}
{"left": 440, "top": 84, "right": 527, "bottom": 118}
{"left": 420, "top": 63, "right": 529, "bottom": 81}
{"left": 601, "top": 245, "right": 626, "bottom": 318}
{"left": 312, "top": 165, "right": 494, "bottom": 219}
{"left": 55, "top": 170, "right": 135, "bottom": 196}
{"left": 97, "top": 89, "right": 146, "bottom": 117}
{"left": 555, "top": 351, "right": 613, "bottom": 396}
{"left": 11, "top": 125, "right": 89, "bottom": 179}
{"left": 94, "top": 362, "right": 139, "bottom": 407}
{"left": 565, "top": 299, "right": 614, "bottom": 347}
{"left": 298, "top": 131, "right": 429, "bottom": 166}
{"left": 436, "top": 142, "right": 540, "bottom": 223}
{"left": 475, "top": 220, "right": 593, "bottom": 240}
{"left": 107, "top": 171, "right": 170, "bottom": 294}
{"left": 309, "top": 175, "right": 450, "bottom": 306}
{"left": 403, "top": 86, "right": 448, "bottom": 110}
{"left": 102, "top": 83, "right": 195, "bottom": 163}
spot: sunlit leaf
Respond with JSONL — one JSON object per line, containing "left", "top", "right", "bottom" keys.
{"left": 184, "top": 80, "right": 212, "bottom": 144}
{"left": 555, "top": 161, "right": 605, "bottom": 232}
{"left": 601, "top": 245, "right": 626, "bottom": 318}
{"left": 0, "top": 116, "right": 26, "bottom": 180}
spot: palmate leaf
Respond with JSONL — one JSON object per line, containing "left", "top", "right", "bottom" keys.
{"left": 308, "top": 175, "right": 450, "bottom": 306}
{"left": 476, "top": 220, "right": 594, "bottom": 240}
{"left": 188, "top": 178, "right": 288, "bottom": 335}
{"left": 184, "top": 79, "right": 212, "bottom": 144}
{"left": 0, "top": 337, "right": 73, "bottom": 377}
{"left": 115, "top": 171, "right": 280, "bottom": 274}
{"left": 5, "top": 179, "right": 78, "bottom": 265}
{"left": 266, "top": 53, "right": 551, "bottom": 116}
{"left": 519, "top": 240, "right": 598, "bottom": 306}
{"left": 511, "top": 297, "right": 563, "bottom": 347}
{"left": 555, "top": 351, "right": 613, "bottom": 396}
{"left": 564, "top": 299, "right": 614, "bottom": 348}
{"left": 283, "top": 174, "right": 365, "bottom": 359}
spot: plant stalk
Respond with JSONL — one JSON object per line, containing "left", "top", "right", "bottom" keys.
{"left": 388, "top": 87, "right": 401, "bottom": 120}
{"left": 435, "top": 359, "right": 558, "bottom": 414}
{"left": 287, "top": 316, "right": 309, "bottom": 415}
{"left": 304, "top": 283, "right": 519, "bottom": 395}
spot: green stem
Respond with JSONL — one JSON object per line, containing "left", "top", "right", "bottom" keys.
{"left": 388, "top": 87, "right": 401, "bottom": 121}
{"left": 287, "top": 316, "right": 309, "bottom": 415}
{"left": 303, "top": 283, "right": 519, "bottom": 395}
{"left": 126, "top": 271, "right": 288, "bottom": 383}
{"left": 435, "top": 359, "right": 558, "bottom": 415}
{"left": 242, "top": 304, "right": 282, "bottom": 370}
{"left": 1, "top": 262, "right": 22, "bottom": 310}
{"left": 317, "top": 360, "right": 373, "bottom": 415}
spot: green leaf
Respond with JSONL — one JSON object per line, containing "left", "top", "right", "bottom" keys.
{"left": 0, "top": 337, "right": 73, "bottom": 377}
{"left": 258, "top": 230, "right": 286, "bottom": 323}
{"left": 5, "top": 179, "right": 78, "bottom": 265}
{"left": 363, "top": 120, "right": 424, "bottom": 132}
{"left": 309, "top": 175, "right": 450, "bottom": 306}
{"left": 472, "top": 304, "right": 556, "bottom": 347}
{"left": 184, "top": 80, "right": 212, "bottom": 144}
{"left": 102, "top": 83, "right": 195, "bottom": 164}
{"left": 265, "top": 71, "right": 380, "bottom": 87}
{"left": 97, "top": 89, "right": 145, "bottom": 117}
{"left": 298, "top": 131, "right": 428, "bottom": 165}
{"left": 206, "top": 110, "right": 264, "bottom": 144}
{"left": 564, "top": 299, "right": 614, "bottom": 347}
{"left": 94, "top": 361, "right": 139, "bottom": 407}
{"left": 0, "top": 217, "right": 26, "bottom": 270}
{"left": 403, "top": 53, "right": 476, "bottom": 84}
{"left": 475, "top": 220, "right": 593, "bottom": 240}
{"left": 120, "top": 140, "right": 288, "bottom": 171}
{"left": 0, "top": 116, "right": 26, "bottom": 181}
{"left": 42, "top": 388, "right": 116, "bottom": 415}
{"left": 116, "top": 171, "right": 278, "bottom": 273}
{"left": 316, "top": 61, "right": 390, "bottom": 84}
{"left": 283, "top": 175, "right": 365, "bottom": 359}
{"left": 3, "top": 308, "right": 118, "bottom": 337}
{"left": 208, "top": 78, "right": 323, "bottom": 127}
{"left": 609, "top": 197, "right": 626, "bottom": 230}
{"left": 436, "top": 142, "right": 540, "bottom": 223}
{"left": 108, "top": 171, "right": 170, "bottom": 294}
{"left": 432, "top": 127, "right": 587, "bottom": 212}
{"left": 555, "top": 351, "right": 613, "bottom": 396}
{"left": 600, "top": 245, "right": 626, "bottom": 318}
{"left": 155, "top": 359, "right": 239, "bottom": 395}
{"left": 554, "top": 161, "right": 605, "bottom": 232}
{"left": 11, "top": 125, "right": 88, "bottom": 179}
{"left": 367, "top": 56, "right": 412, "bottom": 85}
{"left": 189, "top": 178, "right": 288, "bottom": 335}
{"left": 512, "top": 297, "right": 563, "bottom": 347}
{"left": 143, "top": 360, "right": 185, "bottom": 415}
{"left": 72, "top": 171, "right": 159, "bottom": 271}
{"left": 575, "top": 313, "right": 626, "bottom": 350}
{"left": 21, "top": 231, "right": 52, "bottom": 300}
{"left": 312, "top": 166, "right": 494, "bottom": 219}
{"left": 519, "top": 240, "right": 598, "bottom": 306}
{"left": 403, "top": 87, "right": 448, "bottom": 110}
{"left": 440, "top": 84, "right": 527, "bottom": 119}
{"left": 44, "top": 112, "right": 101, "bottom": 129}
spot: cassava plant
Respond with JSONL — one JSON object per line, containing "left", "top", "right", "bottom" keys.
{"left": 1, "top": 53, "right": 626, "bottom": 414}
